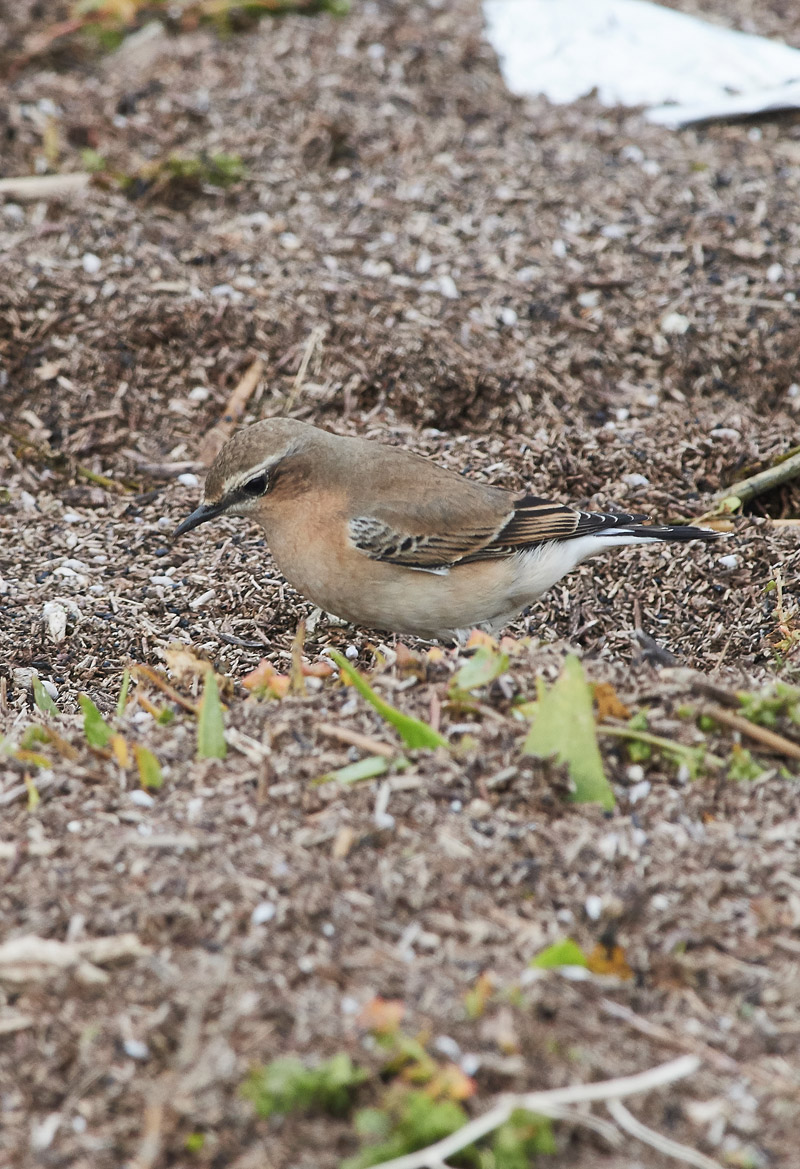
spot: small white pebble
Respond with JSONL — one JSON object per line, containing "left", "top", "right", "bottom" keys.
{"left": 621, "top": 144, "right": 644, "bottom": 163}
{"left": 597, "top": 832, "right": 619, "bottom": 860}
{"left": 460, "top": 1053, "right": 481, "bottom": 1076}
{"left": 788, "top": 383, "right": 800, "bottom": 399}
{"left": 622, "top": 473, "right": 649, "bottom": 488}
{"left": 374, "top": 811, "right": 395, "bottom": 830}
{"left": 210, "top": 282, "right": 235, "bottom": 297}
{"left": 123, "top": 1039, "right": 149, "bottom": 1061}
{"left": 415, "top": 250, "right": 432, "bottom": 274}
{"left": 186, "top": 797, "right": 203, "bottom": 823}
{"left": 298, "top": 955, "right": 315, "bottom": 973}
{"left": 129, "top": 790, "right": 154, "bottom": 808}
{"left": 767, "top": 263, "right": 784, "bottom": 284}
{"left": 628, "top": 780, "right": 651, "bottom": 804}
{"left": 584, "top": 894, "right": 603, "bottom": 921}
{"left": 278, "top": 232, "right": 301, "bottom": 251}
{"left": 437, "top": 274, "right": 459, "bottom": 299}
{"left": 710, "top": 427, "right": 741, "bottom": 441}
{"left": 82, "top": 252, "right": 101, "bottom": 274}
{"left": 614, "top": 407, "right": 629, "bottom": 422}
{"left": 367, "top": 42, "right": 385, "bottom": 59}
{"left": 321, "top": 922, "right": 335, "bottom": 937}
{"left": 467, "top": 798, "right": 492, "bottom": 818}
{"left": 188, "top": 385, "right": 209, "bottom": 402}
{"left": 66, "top": 821, "right": 82, "bottom": 833}
{"left": 3, "top": 202, "right": 24, "bottom": 223}
{"left": 190, "top": 588, "right": 216, "bottom": 609}
{"left": 626, "top": 764, "right": 645, "bottom": 783}
{"left": 577, "top": 290, "right": 600, "bottom": 309}
{"left": 177, "top": 472, "right": 200, "bottom": 488}
{"left": 450, "top": 799, "right": 463, "bottom": 813}
{"left": 434, "top": 1035, "right": 461, "bottom": 1060}
{"left": 41, "top": 679, "right": 58, "bottom": 701}
{"left": 718, "top": 554, "right": 739, "bottom": 570}
{"left": 661, "top": 311, "right": 690, "bottom": 336}
{"left": 62, "top": 512, "right": 83, "bottom": 524}
{"left": 251, "top": 901, "right": 276, "bottom": 925}
{"left": 71, "top": 1116, "right": 87, "bottom": 1134}
{"left": 341, "top": 995, "right": 360, "bottom": 1014}
{"left": 498, "top": 306, "right": 518, "bottom": 326}
{"left": 631, "top": 827, "right": 648, "bottom": 848}
{"left": 20, "top": 490, "right": 37, "bottom": 510}
{"left": 345, "top": 644, "right": 358, "bottom": 660}
{"left": 641, "top": 159, "right": 660, "bottom": 176}
{"left": 149, "top": 575, "right": 177, "bottom": 587}
{"left": 551, "top": 238, "right": 567, "bottom": 258}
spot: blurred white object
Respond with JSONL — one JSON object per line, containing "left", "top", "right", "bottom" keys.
{"left": 483, "top": 0, "right": 800, "bottom": 127}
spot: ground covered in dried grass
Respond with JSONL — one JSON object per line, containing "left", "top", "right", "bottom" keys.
{"left": 1, "top": 1, "right": 800, "bottom": 1167}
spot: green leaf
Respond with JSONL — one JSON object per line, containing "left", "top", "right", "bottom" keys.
{"left": 529, "top": 937, "right": 587, "bottom": 969}
{"left": 342, "top": 1091, "right": 467, "bottom": 1169}
{"left": 521, "top": 655, "right": 614, "bottom": 809}
{"left": 450, "top": 645, "right": 509, "bottom": 693}
{"left": 133, "top": 744, "right": 163, "bottom": 790}
{"left": 328, "top": 650, "right": 448, "bottom": 750}
{"left": 493, "top": 1111, "right": 557, "bottom": 1166}
{"left": 78, "top": 693, "right": 112, "bottom": 748}
{"left": 116, "top": 668, "right": 131, "bottom": 718}
{"left": 319, "top": 755, "right": 391, "bottom": 785}
{"left": 31, "top": 675, "right": 58, "bottom": 715}
{"left": 196, "top": 668, "right": 226, "bottom": 760}
{"left": 21, "top": 724, "right": 50, "bottom": 749}
{"left": 243, "top": 1052, "right": 366, "bottom": 1119}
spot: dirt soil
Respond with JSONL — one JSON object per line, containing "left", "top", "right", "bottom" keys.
{"left": 2, "top": 1, "right": 800, "bottom": 1167}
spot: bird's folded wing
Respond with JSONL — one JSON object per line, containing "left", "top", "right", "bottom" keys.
{"left": 349, "top": 495, "right": 652, "bottom": 569}
{"left": 347, "top": 512, "right": 505, "bottom": 569}
{"left": 463, "top": 496, "right": 650, "bottom": 560}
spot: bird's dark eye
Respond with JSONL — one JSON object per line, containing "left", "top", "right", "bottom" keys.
{"left": 241, "top": 473, "right": 269, "bottom": 497}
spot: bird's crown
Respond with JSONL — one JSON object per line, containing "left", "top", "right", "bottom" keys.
{"left": 203, "top": 416, "right": 317, "bottom": 503}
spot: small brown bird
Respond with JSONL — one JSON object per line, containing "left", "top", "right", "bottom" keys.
{"left": 175, "top": 418, "right": 720, "bottom": 641}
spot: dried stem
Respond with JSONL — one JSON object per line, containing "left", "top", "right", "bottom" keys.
{"left": 606, "top": 1098, "right": 722, "bottom": 1169}
{"left": 371, "top": 1054, "right": 700, "bottom": 1169}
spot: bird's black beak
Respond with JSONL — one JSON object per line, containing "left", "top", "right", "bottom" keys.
{"left": 174, "top": 501, "right": 227, "bottom": 538}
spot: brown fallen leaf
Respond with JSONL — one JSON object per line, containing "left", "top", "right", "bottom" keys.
{"left": 358, "top": 996, "right": 405, "bottom": 1036}
{"left": 242, "top": 659, "right": 290, "bottom": 699}
{"left": 592, "top": 681, "right": 632, "bottom": 721}
{"left": 587, "top": 942, "right": 633, "bottom": 980}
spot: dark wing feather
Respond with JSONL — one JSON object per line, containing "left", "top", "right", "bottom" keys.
{"left": 461, "top": 495, "right": 651, "bottom": 562}
{"left": 349, "top": 494, "right": 653, "bottom": 571}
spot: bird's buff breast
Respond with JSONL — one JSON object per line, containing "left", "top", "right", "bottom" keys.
{"left": 256, "top": 501, "right": 521, "bottom": 639}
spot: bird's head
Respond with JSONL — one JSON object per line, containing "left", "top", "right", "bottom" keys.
{"left": 174, "top": 417, "right": 317, "bottom": 537}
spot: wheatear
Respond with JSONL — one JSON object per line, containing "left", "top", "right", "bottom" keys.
{"left": 175, "top": 418, "right": 720, "bottom": 641}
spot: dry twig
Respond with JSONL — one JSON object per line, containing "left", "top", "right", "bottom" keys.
{"left": 317, "top": 722, "right": 396, "bottom": 757}
{"left": 281, "top": 324, "right": 326, "bottom": 415}
{"left": 197, "top": 358, "right": 264, "bottom": 466}
{"left": 369, "top": 1054, "right": 702, "bottom": 1169}
{"left": 699, "top": 703, "right": 800, "bottom": 760}
{"left": 709, "top": 449, "right": 800, "bottom": 516}
{"left": 606, "top": 1099, "right": 722, "bottom": 1169}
